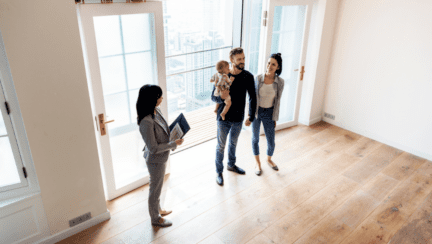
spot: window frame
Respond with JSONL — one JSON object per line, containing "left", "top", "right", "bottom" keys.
{"left": 162, "top": 0, "right": 243, "bottom": 119}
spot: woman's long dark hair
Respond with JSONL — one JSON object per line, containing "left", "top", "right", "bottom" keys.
{"left": 136, "top": 84, "right": 163, "bottom": 125}
{"left": 270, "top": 53, "right": 283, "bottom": 76}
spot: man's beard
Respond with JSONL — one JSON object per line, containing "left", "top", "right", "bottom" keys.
{"left": 235, "top": 63, "right": 245, "bottom": 70}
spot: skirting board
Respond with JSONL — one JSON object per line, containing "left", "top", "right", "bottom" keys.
{"left": 299, "top": 116, "right": 322, "bottom": 126}
{"left": 322, "top": 117, "right": 432, "bottom": 162}
{"left": 36, "top": 210, "right": 111, "bottom": 244}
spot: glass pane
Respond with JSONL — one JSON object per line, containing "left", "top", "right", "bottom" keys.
{"left": 0, "top": 111, "right": 6, "bottom": 136}
{"left": 125, "top": 52, "right": 154, "bottom": 90}
{"left": 104, "top": 92, "right": 130, "bottom": 129}
{"left": 167, "top": 74, "right": 186, "bottom": 118}
{"left": 129, "top": 88, "right": 139, "bottom": 122}
{"left": 271, "top": 5, "right": 306, "bottom": 123}
{"left": 110, "top": 128, "right": 147, "bottom": 189}
{"left": 245, "top": 0, "right": 263, "bottom": 76}
{"left": 121, "top": 14, "right": 152, "bottom": 53}
{"left": 0, "top": 137, "right": 20, "bottom": 188}
{"left": 93, "top": 15, "right": 123, "bottom": 57}
{"left": 163, "top": 0, "right": 233, "bottom": 56}
{"left": 99, "top": 56, "right": 127, "bottom": 95}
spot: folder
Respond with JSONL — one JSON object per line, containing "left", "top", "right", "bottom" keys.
{"left": 169, "top": 113, "right": 190, "bottom": 141}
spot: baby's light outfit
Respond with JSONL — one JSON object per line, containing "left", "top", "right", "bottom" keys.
{"left": 211, "top": 73, "right": 231, "bottom": 96}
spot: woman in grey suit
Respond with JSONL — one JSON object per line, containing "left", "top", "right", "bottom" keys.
{"left": 137, "top": 84, "right": 184, "bottom": 227}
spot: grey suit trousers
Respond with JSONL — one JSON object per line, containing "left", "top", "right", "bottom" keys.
{"left": 146, "top": 159, "right": 166, "bottom": 223}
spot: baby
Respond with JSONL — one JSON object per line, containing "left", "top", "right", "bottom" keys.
{"left": 210, "top": 60, "right": 234, "bottom": 120}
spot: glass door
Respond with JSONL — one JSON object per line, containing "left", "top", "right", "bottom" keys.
{"left": 258, "top": 0, "right": 313, "bottom": 131}
{"left": 78, "top": 2, "right": 167, "bottom": 200}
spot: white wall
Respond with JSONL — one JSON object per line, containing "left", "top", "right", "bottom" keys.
{"left": 0, "top": 0, "right": 107, "bottom": 235}
{"left": 323, "top": 0, "right": 432, "bottom": 160}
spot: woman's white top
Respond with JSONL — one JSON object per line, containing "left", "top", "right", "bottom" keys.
{"left": 259, "top": 83, "right": 276, "bottom": 108}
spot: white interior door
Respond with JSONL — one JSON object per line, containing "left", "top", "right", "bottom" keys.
{"left": 78, "top": 2, "right": 168, "bottom": 200}
{"left": 258, "top": 0, "right": 313, "bottom": 132}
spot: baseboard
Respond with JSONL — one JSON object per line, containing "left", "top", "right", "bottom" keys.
{"left": 299, "top": 116, "right": 322, "bottom": 126}
{"left": 322, "top": 118, "right": 432, "bottom": 161}
{"left": 36, "top": 210, "right": 111, "bottom": 244}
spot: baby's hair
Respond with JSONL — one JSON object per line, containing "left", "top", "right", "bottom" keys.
{"left": 216, "top": 60, "right": 230, "bottom": 73}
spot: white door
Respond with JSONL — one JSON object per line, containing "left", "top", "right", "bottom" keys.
{"left": 258, "top": 0, "right": 313, "bottom": 131}
{"left": 78, "top": 2, "right": 168, "bottom": 200}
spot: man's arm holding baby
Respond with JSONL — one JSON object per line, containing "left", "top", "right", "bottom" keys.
{"left": 211, "top": 85, "right": 229, "bottom": 104}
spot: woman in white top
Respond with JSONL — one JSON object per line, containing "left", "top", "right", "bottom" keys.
{"left": 252, "top": 53, "right": 284, "bottom": 176}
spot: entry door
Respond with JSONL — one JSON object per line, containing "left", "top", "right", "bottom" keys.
{"left": 259, "top": 0, "right": 313, "bottom": 131}
{"left": 78, "top": 2, "right": 168, "bottom": 200}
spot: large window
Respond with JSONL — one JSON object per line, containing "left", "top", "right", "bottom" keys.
{"left": 163, "top": 0, "right": 234, "bottom": 120}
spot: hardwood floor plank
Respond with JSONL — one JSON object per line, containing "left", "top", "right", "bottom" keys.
{"left": 260, "top": 175, "right": 361, "bottom": 244}
{"left": 381, "top": 152, "right": 427, "bottom": 181}
{"left": 345, "top": 137, "right": 382, "bottom": 158}
{"left": 362, "top": 173, "right": 401, "bottom": 201}
{"left": 293, "top": 171, "right": 401, "bottom": 244}
{"left": 388, "top": 188, "right": 432, "bottom": 244}
{"left": 343, "top": 144, "right": 403, "bottom": 185}
{"left": 330, "top": 189, "right": 381, "bottom": 229}
{"left": 245, "top": 233, "right": 275, "bottom": 244}
{"left": 197, "top": 235, "right": 224, "bottom": 244}
{"left": 293, "top": 214, "right": 352, "bottom": 244}
{"left": 213, "top": 166, "right": 340, "bottom": 244}
{"left": 341, "top": 161, "right": 432, "bottom": 244}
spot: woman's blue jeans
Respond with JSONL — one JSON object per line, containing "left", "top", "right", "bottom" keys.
{"left": 252, "top": 107, "right": 275, "bottom": 156}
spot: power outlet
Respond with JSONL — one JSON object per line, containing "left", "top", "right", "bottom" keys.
{"left": 324, "top": 112, "right": 335, "bottom": 120}
{"left": 69, "top": 212, "right": 92, "bottom": 227}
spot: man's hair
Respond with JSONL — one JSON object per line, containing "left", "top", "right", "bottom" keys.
{"left": 216, "top": 60, "right": 229, "bottom": 73}
{"left": 229, "top": 47, "right": 244, "bottom": 60}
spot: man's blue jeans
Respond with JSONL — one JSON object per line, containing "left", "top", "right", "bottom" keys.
{"left": 215, "top": 120, "right": 243, "bottom": 173}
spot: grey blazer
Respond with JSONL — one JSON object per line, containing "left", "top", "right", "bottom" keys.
{"left": 254, "top": 74, "right": 285, "bottom": 121}
{"left": 139, "top": 108, "right": 177, "bottom": 164}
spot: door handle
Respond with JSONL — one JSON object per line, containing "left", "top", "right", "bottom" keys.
{"left": 98, "top": 113, "right": 114, "bottom": 136}
{"left": 104, "top": 120, "right": 115, "bottom": 124}
{"left": 294, "top": 66, "right": 305, "bottom": 81}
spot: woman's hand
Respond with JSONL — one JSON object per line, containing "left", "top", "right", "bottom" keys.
{"left": 175, "top": 139, "right": 184, "bottom": 146}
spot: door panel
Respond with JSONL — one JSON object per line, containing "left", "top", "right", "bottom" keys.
{"left": 78, "top": 2, "right": 167, "bottom": 200}
{"left": 259, "top": 0, "right": 313, "bottom": 132}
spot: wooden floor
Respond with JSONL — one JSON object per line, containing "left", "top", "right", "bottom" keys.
{"left": 58, "top": 121, "right": 432, "bottom": 244}
{"left": 169, "top": 106, "right": 217, "bottom": 153}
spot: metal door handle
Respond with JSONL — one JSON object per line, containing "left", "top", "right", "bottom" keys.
{"left": 98, "top": 113, "right": 114, "bottom": 136}
{"left": 104, "top": 120, "right": 115, "bottom": 124}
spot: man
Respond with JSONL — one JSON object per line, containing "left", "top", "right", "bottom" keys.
{"left": 211, "top": 47, "right": 257, "bottom": 186}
